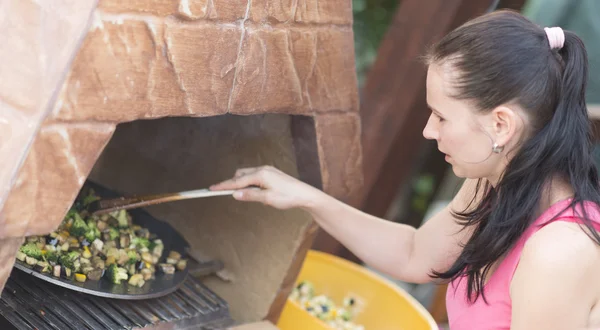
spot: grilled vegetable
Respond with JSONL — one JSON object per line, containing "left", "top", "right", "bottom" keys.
{"left": 290, "top": 281, "right": 364, "bottom": 330}
{"left": 69, "top": 213, "right": 88, "bottom": 237}
{"left": 91, "top": 239, "right": 104, "bottom": 254}
{"left": 20, "top": 243, "right": 42, "bottom": 259}
{"left": 16, "top": 251, "right": 27, "bottom": 262}
{"left": 128, "top": 274, "right": 145, "bottom": 288}
{"left": 116, "top": 210, "right": 129, "bottom": 228}
{"left": 75, "top": 273, "right": 87, "bottom": 282}
{"left": 106, "top": 264, "right": 128, "bottom": 284}
{"left": 158, "top": 263, "right": 175, "bottom": 275}
{"left": 141, "top": 268, "right": 153, "bottom": 281}
{"left": 17, "top": 188, "right": 187, "bottom": 286}
{"left": 82, "top": 246, "right": 92, "bottom": 259}
{"left": 132, "top": 237, "right": 150, "bottom": 248}
{"left": 87, "top": 269, "right": 104, "bottom": 281}
{"left": 61, "top": 267, "right": 72, "bottom": 279}
{"left": 108, "top": 228, "right": 119, "bottom": 241}
{"left": 53, "top": 265, "right": 61, "bottom": 277}
{"left": 176, "top": 259, "right": 187, "bottom": 271}
{"left": 59, "top": 251, "right": 80, "bottom": 271}
{"left": 25, "top": 256, "right": 38, "bottom": 266}
{"left": 35, "top": 261, "right": 50, "bottom": 273}
{"left": 119, "top": 233, "right": 130, "bottom": 249}
{"left": 127, "top": 250, "right": 140, "bottom": 265}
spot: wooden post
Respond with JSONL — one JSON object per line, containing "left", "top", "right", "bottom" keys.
{"left": 318, "top": 0, "right": 499, "bottom": 261}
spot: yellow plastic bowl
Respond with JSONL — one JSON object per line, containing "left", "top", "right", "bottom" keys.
{"left": 277, "top": 250, "right": 438, "bottom": 330}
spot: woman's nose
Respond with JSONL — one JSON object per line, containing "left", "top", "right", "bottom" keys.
{"left": 422, "top": 115, "right": 439, "bottom": 140}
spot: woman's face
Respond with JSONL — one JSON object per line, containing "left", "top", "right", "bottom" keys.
{"left": 423, "top": 63, "right": 509, "bottom": 181}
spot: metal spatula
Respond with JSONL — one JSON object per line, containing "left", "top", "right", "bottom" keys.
{"left": 87, "top": 188, "right": 236, "bottom": 215}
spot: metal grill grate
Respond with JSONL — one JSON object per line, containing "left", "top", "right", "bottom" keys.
{"left": 0, "top": 270, "right": 234, "bottom": 329}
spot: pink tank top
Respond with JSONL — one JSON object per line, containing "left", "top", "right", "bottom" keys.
{"left": 446, "top": 198, "right": 600, "bottom": 329}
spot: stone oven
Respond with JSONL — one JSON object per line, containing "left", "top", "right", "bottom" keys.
{"left": 0, "top": 0, "right": 362, "bottom": 328}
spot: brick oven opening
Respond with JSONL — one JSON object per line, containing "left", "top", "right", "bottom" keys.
{"left": 86, "top": 113, "right": 321, "bottom": 324}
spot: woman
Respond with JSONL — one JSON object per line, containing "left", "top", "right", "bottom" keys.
{"left": 211, "top": 10, "right": 600, "bottom": 329}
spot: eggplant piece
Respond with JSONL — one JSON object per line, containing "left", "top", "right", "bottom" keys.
{"left": 92, "top": 258, "right": 105, "bottom": 270}
{"left": 106, "top": 248, "right": 119, "bottom": 259}
{"left": 81, "top": 266, "right": 94, "bottom": 275}
{"left": 56, "top": 234, "right": 67, "bottom": 245}
{"left": 168, "top": 251, "right": 182, "bottom": 261}
{"left": 60, "top": 242, "right": 70, "bottom": 252}
{"left": 128, "top": 274, "right": 145, "bottom": 287}
{"left": 16, "top": 251, "right": 27, "bottom": 262}
{"left": 119, "top": 234, "right": 130, "bottom": 249}
{"left": 141, "top": 252, "right": 153, "bottom": 264}
{"left": 141, "top": 268, "right": 153, "bottom": 281}
{"left": 135, "top": 228, "right": 150, "bottom": 239}
{"left": 53, "top": 265, "right": 61, "bottom": 278}
{"left": 106, "top": 217, "right": 119, "bottom": 228}
{"left": 35, "top": 261, "right": 50, "bottom": 273}
{"left": 87, "top": 269, "right": 104, "bottom": 281}
{"left": 80, "top": 258, "right": 91, "bottom": 267}
{"left": 61, "top": 267, "right": 73, "bottom": 279}
{"left": 166, "top": 257, "right": 178, "bottom": 265}
{"left": 158, "top": 263, "right": 175, "bottom": 275}
{"left": 117, "top": 250, "right": 130, "bottom": 266}
{"left": 96, "top": 221, "right": 108, "bottom": 231}
{"left": 102, "top": 231, "right": 112, "bottom": 242}
{"left": 25, "top": 256, "right": 38, "bottom": 266}
{"left": 104, "top": 241, "right": 117, "bottom": 250}
{"left": 176, "top": 259, "right": 187, "bottom": 271}
{"left": 152, "top": 241, "right": 164, "bottom": 257}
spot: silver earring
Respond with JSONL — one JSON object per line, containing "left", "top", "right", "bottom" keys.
{"left": 492, "top": 143, "right": 504, "bottom": 153}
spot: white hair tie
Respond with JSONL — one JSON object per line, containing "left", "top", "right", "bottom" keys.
{"left": 544, "top": 27, "right": 565, "bottom": 50}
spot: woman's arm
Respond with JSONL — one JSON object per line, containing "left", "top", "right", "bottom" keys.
{"left": 211, "top": 166, "right": 479, "bottom": 283}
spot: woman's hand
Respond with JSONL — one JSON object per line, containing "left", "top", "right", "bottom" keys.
{"left": 210, "top": 166, "right": 324, "bottom": 210}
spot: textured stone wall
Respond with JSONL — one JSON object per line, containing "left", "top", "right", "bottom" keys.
{"left": 0, "top": 0, "right": 98, "bottom": 292}
{"left": 1, "top": 0, "right": 360, "bottom": 240}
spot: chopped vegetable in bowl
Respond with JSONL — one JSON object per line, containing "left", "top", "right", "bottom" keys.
{"left": 289, "top": 281, "right": 365, "bottom": 330}
{"left": 15, "top": 189, "right": 187, "bottom": 287}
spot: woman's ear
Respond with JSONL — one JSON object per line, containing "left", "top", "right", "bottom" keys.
{"left": 490, "top": 105, "right": 523, "bottom": 148}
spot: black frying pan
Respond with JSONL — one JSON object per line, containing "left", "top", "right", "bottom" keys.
{"left": 13, "top": 180, "right": 189, "bottom": 300}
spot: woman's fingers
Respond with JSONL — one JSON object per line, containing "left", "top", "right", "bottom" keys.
{"left": 232, "top": 187, "right": 269, "bottom": 204}
{"left": 234, "top": 167, "right": 259, "bottom": 177}
{"left": 210, "top": 169, "right": 268, "bottom": 191}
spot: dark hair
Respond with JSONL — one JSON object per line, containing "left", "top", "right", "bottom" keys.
{"left": 426, "top": 9, "right": 600, "bottom": 303}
